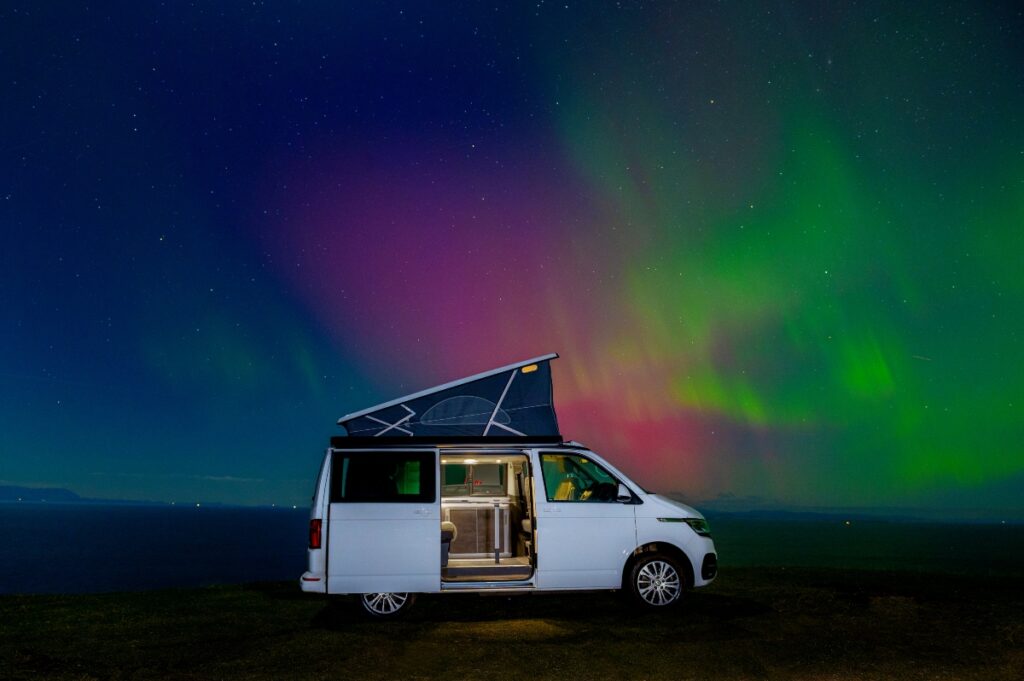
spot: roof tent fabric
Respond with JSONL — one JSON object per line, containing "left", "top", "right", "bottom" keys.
{"left": 339, "top": 354, "right": 560, "bottom": 438}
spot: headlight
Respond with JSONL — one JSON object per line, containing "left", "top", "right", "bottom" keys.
{"left": 684, "top": 518, "right": 711, "bottom": 536}
{"left": 657, "top": 517, "right": 712, "bottom": 537}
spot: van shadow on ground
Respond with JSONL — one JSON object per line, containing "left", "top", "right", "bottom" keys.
{"left": 309, "top": 588, "right": 772, "bottom": 633}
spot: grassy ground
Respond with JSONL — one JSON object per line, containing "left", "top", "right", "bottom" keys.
{"left": 2, "top": 567, "right": 1022, "bottom": 680}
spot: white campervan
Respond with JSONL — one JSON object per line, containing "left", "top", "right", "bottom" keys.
{"left": 300, "top": 354, "right": 717, "bottom": 617}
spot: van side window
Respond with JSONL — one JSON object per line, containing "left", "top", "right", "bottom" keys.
{"left": 330, "top": 451, "right": 436, "bottom": 503}
{"left": 539, "top": 453, "right": 619, "bottom": 502}
{"left": 441, "top": 462, "right": 506, "bottom": 497}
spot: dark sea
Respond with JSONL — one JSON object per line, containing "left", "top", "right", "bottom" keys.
{"left": 0, "top": 504, "right": 309, "bottom": 595}
{"left": 1, "top": 503, "right": 1022, "bottom": 594}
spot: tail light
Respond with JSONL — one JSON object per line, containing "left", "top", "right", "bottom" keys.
{"left": 308, "top": 518, "right": 322, "bottom": 549}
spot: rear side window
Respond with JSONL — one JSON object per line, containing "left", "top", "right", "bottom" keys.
{"left": 330, "top": 451, "right": 436, "bottom": 503}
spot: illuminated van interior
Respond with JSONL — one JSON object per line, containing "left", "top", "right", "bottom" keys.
{"left": 440, "top": 454, "right": 535, "bottom": 582}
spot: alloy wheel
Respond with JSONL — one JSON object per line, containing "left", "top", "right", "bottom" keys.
{"left": 635, "top": 560, "right": 682, "bottom": 606}
{"left": 361, "top": 592, "right": 409, "bottom": 616}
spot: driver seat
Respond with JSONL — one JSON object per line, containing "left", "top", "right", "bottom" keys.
{"left": 554, "top": 478, "right": 578, "bottom": 501}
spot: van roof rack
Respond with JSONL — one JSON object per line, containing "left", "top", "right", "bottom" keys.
{"left": 330, "top": 435, "right": 564, "bottom": 449}
{"left": 337, "top": 353, "right": 561, "bottom": 439}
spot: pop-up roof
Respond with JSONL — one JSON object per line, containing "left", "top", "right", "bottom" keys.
{"left": 338, "top": 353, "right": 560, "bottom": 438}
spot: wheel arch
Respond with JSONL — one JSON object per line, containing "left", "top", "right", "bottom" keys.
{"left": 621, "top": 541, "right": 695, "bottom": 590}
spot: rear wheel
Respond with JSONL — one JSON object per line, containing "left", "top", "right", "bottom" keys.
{"left": 359, "top": 592, "right": 415, "bottom": 618}
{"left": 629, "top": 554, "right": 685, "bottom": 609}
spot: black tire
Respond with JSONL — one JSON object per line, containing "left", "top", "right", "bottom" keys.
{"left": 358, "top": 592, "right": 416, "bottom": 618}
{"left": 628, "top": 553, "right": 686, "bottom": 609}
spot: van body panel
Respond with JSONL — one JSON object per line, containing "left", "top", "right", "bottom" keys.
{"left": 300, "top": 450, "right": 332, "bottom": 593}
{"left": 531, "top": 449, "right": 638, "bottom": 589}
{"left": 634, "top": 493, "right": 717, "bottom": 587}
{"left": 534, "top": 501, "right": 637, "bottom": 588}
{"left": 325, "top": 448, "right": 441, "bottom": 594}
{"left": 636, "top": 494, "right": 702, "bottom": 519}
{"left": 631, "top": 526, "right": 717, "bottom": 587}
{"left": 327, "top": 502, "right": 441, "bottom": 593}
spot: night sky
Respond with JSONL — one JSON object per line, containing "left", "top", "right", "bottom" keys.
{"left": 2, "top": 2, "right": 1022, "bottom": 514}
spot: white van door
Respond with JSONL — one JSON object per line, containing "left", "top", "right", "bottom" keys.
{"left": 326, "top": 449, "right": 440, "bottom": 594}
{"left": 533, "top": 451, "right": 638, "bottom": 589}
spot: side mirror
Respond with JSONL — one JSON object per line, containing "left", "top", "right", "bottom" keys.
{"left": 616, "top": 483, "right": 633, "bottom": 503}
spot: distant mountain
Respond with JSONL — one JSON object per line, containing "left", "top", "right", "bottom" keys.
{"left": 0, "top": 486, "right": 295, "bottom": 508}
{"left": 0, "top": 486, "right": 82, "bottom": 503}
{"left": 0, "top": 486, "right": 166, "bottom": 506}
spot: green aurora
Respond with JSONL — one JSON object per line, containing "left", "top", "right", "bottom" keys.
{"left": 539, "top": 2, "right": 1023, "bottom": 510}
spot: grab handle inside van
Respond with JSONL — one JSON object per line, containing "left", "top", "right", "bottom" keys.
{"left": 493, "top": 502, "right": 501, "bottom": 564}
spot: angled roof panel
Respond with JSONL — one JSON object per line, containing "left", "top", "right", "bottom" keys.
{"left": 338, "top": 353, "right": 560, "bottom": 438}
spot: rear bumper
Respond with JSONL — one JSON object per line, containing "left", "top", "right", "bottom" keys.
{"left": 299, "top": 571, "right": 326, "bottom": 593}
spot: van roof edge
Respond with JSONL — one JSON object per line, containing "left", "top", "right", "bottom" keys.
{"left": 329, "top": 435, "right": 564, "bottom": 449}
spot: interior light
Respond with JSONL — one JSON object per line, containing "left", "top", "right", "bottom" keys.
{"left": 463, "top": 458, "right": 478, "bottom": 464}
{"left": 521, "top": 364, "right": 538, "bottom": 373}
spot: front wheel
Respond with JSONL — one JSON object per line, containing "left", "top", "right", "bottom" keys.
{"left": 359, "top": 592, "right": 415, "bottom": 618}
{"left": 629, "top": 554, "right": 685, "bottom": 608}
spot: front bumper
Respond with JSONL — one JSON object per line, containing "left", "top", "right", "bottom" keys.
{"left": 701, "top": 553, "right": 718, "bottom": 581}
{"left": 688, "top": 535, "right": 718, "bottom": 586}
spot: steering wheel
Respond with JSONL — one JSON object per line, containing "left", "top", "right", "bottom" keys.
{"left": 581, "top": 481, "right": 618, "bottom": 502}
